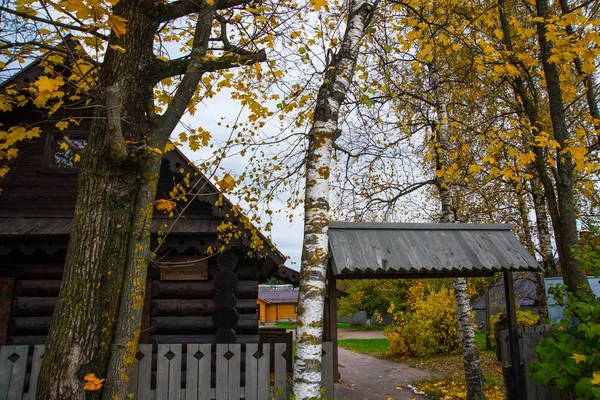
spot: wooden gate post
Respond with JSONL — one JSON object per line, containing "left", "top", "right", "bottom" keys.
{"left": 504, "top": 271, "right": 525, "bottom": 400}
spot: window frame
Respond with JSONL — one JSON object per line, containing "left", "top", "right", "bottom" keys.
{"left": 42, "top": 131, "right": 86, "bottom": 174}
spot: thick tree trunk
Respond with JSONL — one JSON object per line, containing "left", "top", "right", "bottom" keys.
{"left": 429, "top": 63, "right": 485, "bottom": 400}
{"left": 37, "top": 4, "right": 158, "bottom": 396}
{"left": 534, "top": 0, "right": 590, "bottom": 295}
{"left": 293, "top": 1, "right": 375, "bottom": 398}
{"left": 530, "top": 177, "right": 558, "bottom": 277}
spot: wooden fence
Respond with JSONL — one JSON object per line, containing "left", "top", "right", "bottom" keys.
{"left": 498, "top": 325, "right": 572, "bottom": 400}
{"left": 0, "top": 342, "right": 336, "bottom": 400}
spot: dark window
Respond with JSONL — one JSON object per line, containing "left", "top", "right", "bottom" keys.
{"left": 43, "top": 132, "right": 87, "bottom": 172}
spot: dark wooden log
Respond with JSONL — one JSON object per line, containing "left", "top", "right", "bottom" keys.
{"left": 140, "top": 279, "right": 152, "bottom": 344}
{"left": 217, "top": 252, "right": 238, "bottom": 270}
{"left": 11, "top": 297, "right": 57, "bottom": 316}
{"left": 233, "top": 314, "right": 259, "bottom": 335}
{"left": 0, "top": 277, "right": 15, "bottom": 345}
{"left": 215, "top": 329, "right": 236, "bottom": 343}
{"left": 6, "top": 335, "right": 47, "bottom": 345}
{"left": 0, "top": 265, "right": 64, "bottom": 279}
{"left": 235, "top": 265, "right": 259, "bottom": 280}
{"left": 212, "top": 307, "right": 239, "bottom": 329}
{"left": 149, "top": 316, "right": 215, "bottom": 334}
{"left": 151, "top": 280, "right": 257, "bottom": 299}
{"left": 214, "top": 292, "right": 236, "bottom": 308}
{"left": 213, "top": 270, "right": 238, "bottom": 292}
{"left": 9, "top": 316, "right": 52, "bottom": 335}
{"left": 149, "top": 334, "right": 260, "bottom": 345}
{"left": 14, "top": 280, "right": 61, "bottom": 296}
{"left": 150, "top": 298, "right": 257, "bottom": 316}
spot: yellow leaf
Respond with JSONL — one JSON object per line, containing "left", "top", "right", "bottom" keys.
{"left": 216, "top": 173, "right": 236, "bottom": 191}
{"left": 592, "top": 372, "right": 600, "bottom": 385}
{"left": 571, "top": 353, "right": 586, "bottom": 364}
{"left": 206, "top": 0, "right": 214, "bottom": 4}
{"left": 155, "top": 199, "right": 176, "bottom": 213}
{"left": 109, "top": 44, "right": 126, "bottom": 53}
{"left": 108, "top": 14, "right": 127, "bottom": 37}
{"left": 55, "top": 121, "right": 69, "bottom": 130}
{"left": 106, "top": 0, "right": 120, "bottom": 5}
{"left": 310, "top": 0, "right": 327, "bottom": 10}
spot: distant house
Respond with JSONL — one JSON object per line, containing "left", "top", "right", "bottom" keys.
{"left": 257, "top": 285, "right": 299, "bottom": 324}
{"left": 471, "top": 272, "right": 539, "bottom": 327}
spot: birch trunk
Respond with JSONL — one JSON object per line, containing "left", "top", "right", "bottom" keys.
{"left": 293, "top": 1, "right": 375, "bottom": 398}
{"left": 429, "top": 62, "right": 485, "bottom": 400}
{"left": 530, "top": 177, "right": 558, "bottom": 277}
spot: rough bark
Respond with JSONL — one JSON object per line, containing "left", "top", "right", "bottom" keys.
{"left": 497, "top": 0, "right": 590, "bottom": 297}
{"left": 429, "top": 63, "right": 485, "bottom": 400}
{"left": 293, "top": 1, "right": 376, "bottom": 398}
{"left": 534, "top": 0, "right": 590, "bottom": 295}
{"left": 101, "top": 5, "right": 218, "bottom": 399}
{"left": 37, "top": 2, "right": 158, "bottom": 397}
{"left": 35, "top": 0, "right": 267, "bottom": 397}
{"left": 515, "top": 180, "right": 548, "bottom": 320}
{"left": 530, "top": 177, "right": 558, "bottom": 277}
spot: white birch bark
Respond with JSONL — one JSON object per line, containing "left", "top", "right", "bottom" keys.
{"left": 293, "top": 1, "right": 376, "bottom": 398}
{"left": 429, "top": 62, "right": 485, "bottom": 400}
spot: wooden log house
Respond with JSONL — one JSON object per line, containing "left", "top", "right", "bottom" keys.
{"left": 0, "top": 57, "right": 288, "bottom": 350}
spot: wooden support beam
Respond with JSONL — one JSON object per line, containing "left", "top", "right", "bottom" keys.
{"left": 504, "top": 271, "right": 524, "bottom": 400}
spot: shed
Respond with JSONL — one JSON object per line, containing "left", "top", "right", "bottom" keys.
{"left": 257, "top": 285, "right": 299, "bottom": 324}
{"left": 324, "top": 222, "right": 541, "bottom": 400}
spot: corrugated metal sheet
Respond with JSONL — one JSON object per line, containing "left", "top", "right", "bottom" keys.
{"left": 258, "top": 288, "right": 299, "bottom": 304}
{"left": 0, "top": 217, "right": 221, "bottom": 236}
{"left": 328, "top": 222, "right": 541, "bottom": 277}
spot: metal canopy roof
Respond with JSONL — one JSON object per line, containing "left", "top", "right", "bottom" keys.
{"left": 328, "top": 222, "right": 541, "bottom": 278}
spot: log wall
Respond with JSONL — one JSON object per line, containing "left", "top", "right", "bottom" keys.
{"left": 1, "top": 249, "right": 261, "bottom": 346}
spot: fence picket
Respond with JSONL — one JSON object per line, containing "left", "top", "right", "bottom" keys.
{"left": 0, "top": 341, "right": 337, "bottom": 400}
{"left": 274, "top": 343, "right": 286, "bottom": 400}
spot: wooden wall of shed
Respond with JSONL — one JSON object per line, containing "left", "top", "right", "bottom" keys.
{"left": 0, "top": 249, "right": 261, "bottom": 346}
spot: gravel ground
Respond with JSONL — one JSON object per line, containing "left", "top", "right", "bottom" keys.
{"left": 335, "top": 329, "right": 436, "bottom": 400}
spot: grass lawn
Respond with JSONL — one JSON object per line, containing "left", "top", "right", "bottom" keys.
{"left": 336, "top": 322, "right": 386, "bottom": 330}
{"left": 261, "top": 322, "right": 297, "bottom": 330}
{"left": 338, "top": 335, "right": 505, "bottom": 399}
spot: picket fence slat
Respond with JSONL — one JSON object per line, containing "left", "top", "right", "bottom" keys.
{"left": 0, "top": 342, "right": 337, "bottom": 400}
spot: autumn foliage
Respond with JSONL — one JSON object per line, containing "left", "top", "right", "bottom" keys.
{"left": 386, "top": 282, "right": 462, "bottom": 357}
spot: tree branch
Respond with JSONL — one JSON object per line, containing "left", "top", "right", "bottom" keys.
{"left": 0, "top": 6, "right": 109, "bottom": 40}
{"left": 105, "top": 86, "right": 128, "bottom": 160}
{"left": 150, "top": 49, "right": 266, "bottom": 84}
{"left": 158, "top": 0, "right": 251, "bottom": 22}
{"left": 0, "top": 40, "right": 101, "bottom": 67}
{"left": 61, "top": 135, "right": 82, "bottom": 154}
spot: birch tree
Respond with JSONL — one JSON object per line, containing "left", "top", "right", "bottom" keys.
{"left": 293, "top": 0, "right": 377, "bottom": 397}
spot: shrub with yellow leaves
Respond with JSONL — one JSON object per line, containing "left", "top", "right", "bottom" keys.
{"left": 386, "top": 282, "right": 461, "bottom": 357}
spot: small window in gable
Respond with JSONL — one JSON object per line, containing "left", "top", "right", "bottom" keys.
{"left": 43, "top": 133, "right": 87, "bottom": 171}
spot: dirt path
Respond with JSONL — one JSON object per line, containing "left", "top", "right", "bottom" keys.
{"left": 336, "top": 329, "right": 436, "bottom": 400}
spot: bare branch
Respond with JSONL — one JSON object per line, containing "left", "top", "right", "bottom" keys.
{"left": 0, "top": 6, "right": 109, "bottom": 40}
{"left": 0, "top": 40, "right": 101, "bottom": 67}
{"left": 159, "top": 0, "right": 251, "bottom": 22}
{"left": 61, "top": 135, "right": 82, "bottom": 154}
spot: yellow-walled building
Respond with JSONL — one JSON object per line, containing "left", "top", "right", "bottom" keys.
{"left": 257, "top": 285, "right": 299, "bottom": 324}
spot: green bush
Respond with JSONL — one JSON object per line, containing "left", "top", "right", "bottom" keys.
{"left": 530, "top": 238, "right": 600, "bottom": 399}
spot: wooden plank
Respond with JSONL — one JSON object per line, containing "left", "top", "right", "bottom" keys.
{"left": 521, "top": 330, "right": 537, "bottom": 400}
{"left": 168, "top": 344, "right": 182, "bottom": 400}
{"left": 328, "top": 266, "right": 339, "bottom": 382}
{"left": 257, "top": 344, "right": 270, "bottom": 400}
{"left": 0, "top": 278, "right": 15, "bottom": 345}
{"left": 322, "top": 342, "right": 334, "bottom": 400}
{"left": 216, "top": 344, "right": 228, "bottom": 400}
{"left": 0, "top": 345, "right": 15, "bottom": 399}
{"left": 228, "top": 344, "right": 241, "bottom": 400}
{"left": 28, "top": 344, "right": 45, "bottom": 398}
{"left": 7, "top": 345, "right": 28, "bottom": 400}
{"left": 156, "top": 344, "right": 171, "bottom": 400}
{"left": 245, "top": 343, "right": 258, "bottom": 400}
{"left": 186, "top": 344, "right": 211, "bottom": 400}
{"left": 274, "top": 343, "right": 286, "bottom": 400}
{"left": 132, "top": 344, "right": 152, "bottom": 400}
